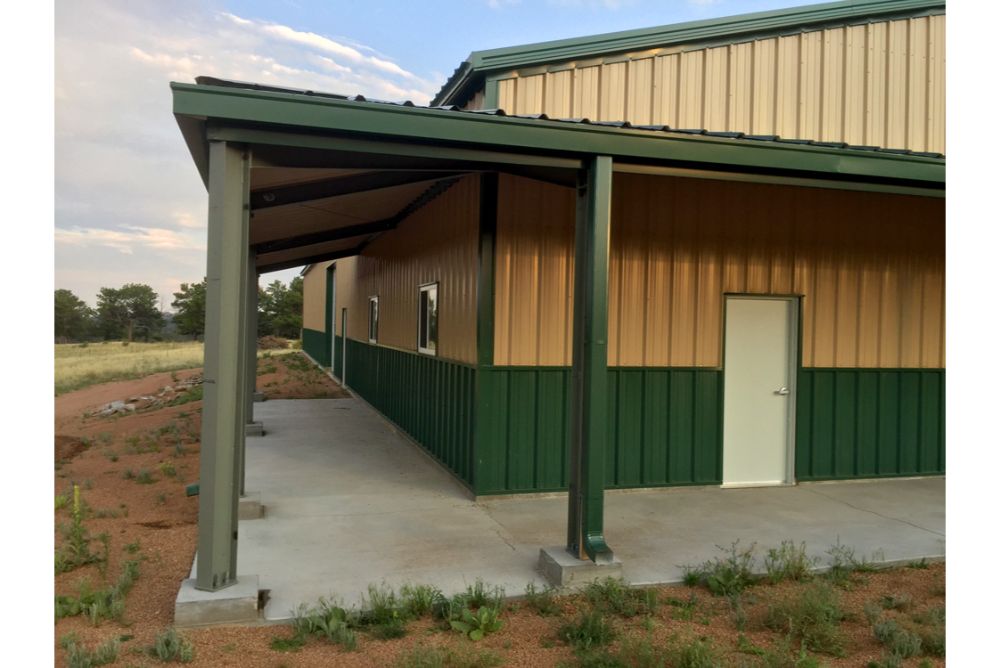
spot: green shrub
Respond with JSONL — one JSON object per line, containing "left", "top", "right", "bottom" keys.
{"left": 400, "top": 583, "right": 440, "bottom": 618}
{"left": 291, "top": 597, "right": 358, "bottom": 649}
{"left": 135, "top": 468, "right": 156, "bottom": 484}
{"left": 450, "top": 605, "right": 503, "bottom": 641}
{"left": 879, "top": 593, "right": 912, "bottom": 611}
{"left": 764, "top": 541, "right": 818, "bottom": 584}
{"left": 584, "top": 578, "right": 657, "bottom": 617}
{"left": 456, "top": 579, "right": 505, "bottom": 610}
{"left": 55, "top": 559, "right": 140, "bottom": 624}
{"left": 559, "top": 610, "right": 616, "bottom": 652}
{"left": 152, "top": 627, "right": 195, "bottom": 662}
{"left": 682, "top": 541, "right": 758, "bottom": 596}
{"left": 919, "top": 626, "right": 945, "bottom": 657}
{"left": 872, "top": 619, "right": 922, "bottom": 658}
{"left": 669, "top": 637, "right": 719, "bottom": 668}
{"left": 523, "top": 582, "right": 560, "bottom": 616}
{"left": 665, "top": 593, "right": 699, "bottom": 621}
{"left": 63, "top": 636, "right": 119, "bottom": 668}
{"left": 765, "top": 581, "right": 845, "bottom": 656}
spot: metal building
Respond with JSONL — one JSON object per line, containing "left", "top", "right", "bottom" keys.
{"left": 173, "top": 0, "right": 944, "bottom": 592}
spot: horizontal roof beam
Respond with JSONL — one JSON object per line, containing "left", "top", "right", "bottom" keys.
{"left": 253, "top": 218, "right": 395, "bottom": 254}
{"left": 250, "top": 170, "right": 461, "bottom": 209}
{"left": 257, "top": 245, "right": 362, "bottom": 274}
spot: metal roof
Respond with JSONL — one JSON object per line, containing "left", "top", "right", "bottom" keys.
{"left": 194, "top": 76, "right": 944, "bottom": 160}
{"left": 431, "top": 0, "right": 945, "bottom": 107}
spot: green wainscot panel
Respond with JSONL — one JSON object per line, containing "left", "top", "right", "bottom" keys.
{"left": 332, "top": 334, "right": 343, "bottom": 378}
{"left": 795, "top": 368, "right": 944, "bottom": 480}
{"left": 301, "top": 328, "right": 330, "bottom": 367}
{"left": 345, "top": 339, "right": 476, "bottom": 487}
{"left": 474, "top": 367, "right": 723, "bottom": 495}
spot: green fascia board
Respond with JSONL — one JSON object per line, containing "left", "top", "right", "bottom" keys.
{"left": 432, "top": 0, "right": 945, "bottom": 105}
{"left": 172, "top": 83, "right": 944, "bottom": 188}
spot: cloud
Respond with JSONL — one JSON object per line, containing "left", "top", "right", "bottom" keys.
{"left": 486, "top": 0, "right": 522, "bottom": 9}
{"left": 55, "top": 225, "right": 204, "bottom": 255}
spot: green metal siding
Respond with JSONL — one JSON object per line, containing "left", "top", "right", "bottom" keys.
{"left": 475, "top": 367, "right": 723, "bottom": 495}
{"left": 345, "top": 339, "right": 476, "bottom": 487}
{"left": 795, "top": 368, "right": 945, "bottom": 480}
{"left": 302, "top": 327, "right": 330, "bottom": 367}
{"left": 333, "top": 334, "right": 343, "bottom": 378}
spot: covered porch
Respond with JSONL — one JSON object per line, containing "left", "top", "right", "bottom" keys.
{"left": 240, "top": 396, "right": 942, "bottom": 621}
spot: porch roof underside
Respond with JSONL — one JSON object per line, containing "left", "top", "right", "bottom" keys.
{"left": 172, "top": 80, "right": 945, "bottom": 274}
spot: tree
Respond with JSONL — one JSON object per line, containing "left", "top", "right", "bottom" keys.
{"left": 54, "top": 289, "right": 95, "bottom": 341}
{"left": 96, "top": 283, "right": 164, "bottom": 341}
{"left": 258, "top": 277, "right": 303, "bottom": 339}
{"left": 171, "top": 279, "right": 206, "bottom": 338}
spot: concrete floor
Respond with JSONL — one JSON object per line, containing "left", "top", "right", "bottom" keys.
{"left": 240, "top": 398, "right": 945, "bottom": 621}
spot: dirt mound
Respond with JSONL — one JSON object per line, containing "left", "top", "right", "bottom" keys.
{"left": 55, "top": 435, "right": 89, "bottom": 463}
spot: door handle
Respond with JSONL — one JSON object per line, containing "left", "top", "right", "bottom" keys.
{"left": 774, "top": 387, "right": 790, "bottom": 396}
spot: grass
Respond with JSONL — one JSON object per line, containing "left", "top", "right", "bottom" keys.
{"left": 55, "top": 559, "right": 140, "bottom": 624}
{"left": 764, "top": 581, "right": 846, "bottom": 656}
{"left": 55, "top": 486, "right": 108, "bottom": 574}
{"left": 151, "top": 627, "right": 195, "bottom": 662}
{"left": 523, "top": 582, "right": 560, "bottom": 616}
{"left": 764, "top": 541, "right": 818, "bottom": 584}
{"left": 682, "top": 540, "right": 758, "bottom": 596}
{"left": 55, "top": 341, "right": 206, "bottom": 395}
{"left": 394, "top": 644, "right": 503, "bottom": 668}
{"left": 60, "top": 633, "right": 120, "bottom": 668}
{"left": 559, "top": 609, "right": 617, "bottom": 652}
{"left": 584, "top": 577, "right": 658, "bottom": 617}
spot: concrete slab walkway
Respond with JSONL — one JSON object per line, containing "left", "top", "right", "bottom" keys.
{"left": 240, "top": 398, "right": 944, "bottom": 621}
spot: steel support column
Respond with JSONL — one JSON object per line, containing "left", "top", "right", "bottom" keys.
{"left": 567, "top": 155, "right": 614, "bottom": 564}
{"left": 196, "top": 141, "right": 250, "bottom": 591}
{"left": 240, "top": 250, "right": 258, "bottom": 496}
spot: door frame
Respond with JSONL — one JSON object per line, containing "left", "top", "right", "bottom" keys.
{"left": 327, "top": 265, "right": 337, "bottom": 378}
{"left": 720, "top": 293, "right": 802, "bottom": 487}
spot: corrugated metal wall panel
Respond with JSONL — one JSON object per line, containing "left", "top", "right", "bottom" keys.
{"left": 301, "top": 262, "right": 332, "bottom": 332}
{"left": 333, "top": 256, "right": 355, "bottom": 336}
{"left": 495, "top": 174, "right": 944, "bottom": 369}
{"left": 343, "top": 176, "right": 479, "bottom": 365}
{"left": 492, "top": 14, "right": 945, "bottom": 152}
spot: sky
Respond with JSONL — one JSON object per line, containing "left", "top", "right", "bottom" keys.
{"left": 55, "top": 0, "right": 826, "bottom": 309}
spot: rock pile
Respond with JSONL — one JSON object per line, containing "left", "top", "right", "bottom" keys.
{"left": 89, "top": 375, "right": 204, "bottom": 417}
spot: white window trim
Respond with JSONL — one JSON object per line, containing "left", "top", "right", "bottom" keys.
{"left": 367, "top": 295, "right": 378, "bottom": 344}
{"left": 417, "top": 282, "right": 438, "bottom": 356}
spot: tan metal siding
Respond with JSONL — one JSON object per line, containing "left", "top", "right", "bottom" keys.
{"left": 332, "top": 256, "right": 356, "bottom": 336}
{"left": 340, "top": 176, "right": 479, "bottom": 365}
{"left": 301, "top": 262, "right": 332, "bottom": 332}
{"left": 494, "top": 174, "right": 944, "bottom": 369}
{"left": 494, "top": 14, "right": 945, "bottom": 152}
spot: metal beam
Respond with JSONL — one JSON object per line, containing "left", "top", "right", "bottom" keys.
{"left": 253, "top": 219, "right": 396, "bottom": 255}
{"left": 250, "top": 170, "right": 459, "bottom": 210}
{"left": 567, "top": 155, "right": 614, "bottom": 564}
{"left": 257, "top": 245, "right": 362, "bottom": 274}
{"left": 241, "top": 254, "right": 258, "bottom": 496}
{"left": 197, "top": 141, "right": 250, "bottom": 591}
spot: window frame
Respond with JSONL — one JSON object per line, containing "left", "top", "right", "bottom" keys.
{"left": 417, "top": 281, "right": 438, "bottom": 356}
{"left": 367, "top": 295, "right": 379, "bottom": 344}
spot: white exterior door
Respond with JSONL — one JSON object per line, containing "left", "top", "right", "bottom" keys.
{"left": 722, "top": 297, "right": 796, "bottom": 487}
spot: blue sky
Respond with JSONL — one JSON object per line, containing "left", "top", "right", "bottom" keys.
{"left": 55, "top": 0, "right": 813, "bottom": 308}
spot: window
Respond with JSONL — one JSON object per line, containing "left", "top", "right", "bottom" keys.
{"left": 367, "top": 296, "right": 379, "bottom": 344}
{"left": 417, "top": 283, "right": 438, "bottom": 355}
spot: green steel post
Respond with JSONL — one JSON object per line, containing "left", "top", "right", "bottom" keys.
{"left": 473, "top": 173, "right": 499, "bottom": 494}
{"left": 196, "top": 141, "right": 250, "bottom": 591}
{"left": 240, "top": 252, "right": 257, "bottom": 497}
{"left": 567, "top": 155, "right": 614, "bottom": 564}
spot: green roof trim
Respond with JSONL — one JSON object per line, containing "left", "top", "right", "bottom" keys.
{"left": 172, "top": 81, "right": 943, "bottom": 190}
{"left": 432, "top": 0, "right": 945, "bottom": 106}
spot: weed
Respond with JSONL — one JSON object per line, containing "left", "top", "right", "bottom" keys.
{"left": 666, "top": 593, "right": 699, "bottom": 621}
{"left": 98, "top": 431, "right": 113, "bottom": 445}
{"left": 559, "top": 610, "right": 616, "bottom": 652}
{"left": 765, "top": 581, "right": 845, "bottom": 656}
{"left": 400, "top": 583, "right": 440, "bottom": 618}
{"left": 159, "top": 461, "right": 177, "bottom": 477}
{"left": 574, "top": 636, "right": 667, "bottom": 668}
{"left": 124, "top": 540, "right": 141, "bottom": 554}
{"left": 729, "top": 594, "right": 748, "bottom": 631}
{"left": 122, "top": 468, "right": 136, "bottom": 480}
{"left": 135, "top": 468, "right": 156, "bottom": 484}
{"left": 94, "top": 507, "right": 122, "bottom": 519}
{"left": 55, "top": 486, "right": 105, "bottom": 574}
{"left": 918, "top": 626, "right": 945, "bottom": 657}
{"left": 584, "top": 578, "right": 657, "bottom": 617}
{"left": 270, "top": 635, "right": 306, "bottom": 652}
{"left": 166, "top": 385, "right": 203, "bottom": 407}
{"left": 764, "top": 541, "right": 818, "bottom": 584}
{"left": 669, "top": 636, "right": 719, "bottom": 668}
{"left": 55, "top": 559, "right": 140, "bottom": 624}
{"left": 907, "top": 558, "right": 930, "bottom": 569}
{"left": 682, "top": 541, "right": 758, "bottom": 596}
{"left": 456, "top": 579, "right": 505, "bottom": 610}
{"left": 867, "top": 652, "right": 904, "bottom": 668}
{"left": 754, "top": 638, "right": 824, "bottom": 668}
{"left": 56, "top": 493, "right": 70, "bottom": 510}
{"left": 450, "top": 605, "right": 503, "bottom": 641}
{"left": 291, "top": 597, "right": 358, "bottom": 649}
{"left": 825, "top": 538, "right": 883, "bottom": 587}
{"left": 911, "top": 605, "right": 945, "bottom": 626}
{"left": 394, "top": 644, "right": 503, "bottom": 668}
{"left": 102, "top": 449, "right": 119, "bottom": 462}
{"left": 151, "top": 627, "right": 195, "bottom": 662}
{"left": 872, "top": 619, "right": 922, "bottom": 658}
{"left": 156, "top": 493, "right": 167, "bottom": 505}
{"left": 879, "top": 592, "right": 912, "bottom": 611}
{"left": 523, "top": 582, "right": 560, "bottom": 616}
{"left": 62, "top": 635, "right": 120, "bottom": 668}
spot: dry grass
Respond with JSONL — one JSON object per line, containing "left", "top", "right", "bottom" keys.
{"left": 55, "top": 342, "right": 206, "bottom": 395}
{"left": 55, "top": 341, "right": 301, "bottom": 395}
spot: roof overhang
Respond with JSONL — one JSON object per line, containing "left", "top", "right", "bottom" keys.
{"left": 433, "top": 0, "right": 945, "bottom": 106}
{"left": 172, "top": 79, "right": 944, "bottom": 272}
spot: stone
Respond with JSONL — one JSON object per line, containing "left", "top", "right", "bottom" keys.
{"left": 538, "top": 546, "right": 623, "bottom": 589}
